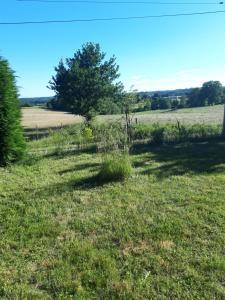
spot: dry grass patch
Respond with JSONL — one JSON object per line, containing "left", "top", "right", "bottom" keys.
{"left": 22, "top": 107, "right": 82, "bottom": 129}
{"left": 121, "top": 240, "right": 153, "bottom": 256}
{"left": 159, "top": 240, "right": 175, "bottom": 250}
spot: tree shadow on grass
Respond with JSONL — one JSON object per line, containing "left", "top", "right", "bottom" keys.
{"left": 59, "top": 162, "right": 100, "bottom": 175}
{"left": 9, "top": 175, "right": 103, "bottom": 202}
{"left": 42, "top": 145, "right": 97, "bottom": 160}
{"left": 34, "top": 175, "right": 112, "bottom": 199}
{"left": 24, "top": 125, "right": 72, "bottom": 141}
{"left": 132, "top": 139, "right": 225, "bottom": 178}
{"left": 72, "top": 174, "right": 108, "bottom": 190}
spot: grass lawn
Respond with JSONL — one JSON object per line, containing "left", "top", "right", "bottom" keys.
{"left": 0, "top": 137, "right": 225, "bottom": 298}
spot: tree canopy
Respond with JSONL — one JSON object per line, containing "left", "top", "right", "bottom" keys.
{"left": 187, "top": 81, "right": 225, "bottom": 107}
{"left": 200, "top": 81, "right": 224, "bottom": 106}
{"left": 48, "top": 43, "right": 123, "bottom": 119}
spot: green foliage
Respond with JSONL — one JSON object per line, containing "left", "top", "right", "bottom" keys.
{"left": 171, "top": 99, "right": 179, "bottom": 110}
{"left": 133, "top": 94, "right": 152, "bottom": 112}
{"left": 178, "top": 96, "right": 187, "bottom": 109}
{"left": 96, "top": 97, "right": 122, "bottom": 115}
{"left": 0, "top": 57, "right": 26, "bottom": 166}
{"left": 137, "top": 81, "right": 224, "bottom": 112}
{"left": 143, "top": 99, "right": 152, "bottom": 111}
{"left": 187, "top": 81, "right": 225, "bottom": 108}
{"left": 200, "top": 81, "right": 224, "bottom": 105}
{"left": 28, "top": 124, "right": 83, "bottom": 155}
{"left": 48, "top": 42, "right": 123, "bottom": 119}
{"left": 122, "top": 87, "right": 137, "bottom": 146}
{"left": 151, "top": 124, "right": 165, "bottom": 145}
{"left": 83, "top": 126, "right": 94, "bottom": 141}
{"left": 158, "top": 97, "right": 172, "bottom": 109}
{"left": 151, "top": 98, "right": 160, "bottom": 110}
{"left": 98, "top": 152, "right": 132, "bottom": 181}
{"left": 150, "top": 95, "right": 172, "bottom": 111}
{"left": 133, "top": 123, "right": 221, "bottom": 145}
{"left": 187, "top": 88, "right": 201, "bottom": 107}
{"left": 94, "top": 122, "right": 128, "bottom": 153}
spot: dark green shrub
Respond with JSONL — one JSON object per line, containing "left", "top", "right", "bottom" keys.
{"left": 0, "top": 57, "right": 26, "bottom": 165}
{"left": 98, "top": 152, "right": 132, "bottom": 181}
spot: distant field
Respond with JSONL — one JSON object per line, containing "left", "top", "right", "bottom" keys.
{"left": 22, "top": 105, "right": 224, "bottom": 131}
{"left": 22, "top": 107, "right": 82, "bottom": 129}
{"left": 99, "top": 104, "right": 224, "bottom": 125}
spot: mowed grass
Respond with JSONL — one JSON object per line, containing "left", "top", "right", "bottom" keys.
{"left": 0, "top": 134, "right": 225, "bottom": 298}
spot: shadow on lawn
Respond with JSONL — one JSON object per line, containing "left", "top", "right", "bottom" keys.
{"left": 59, "top": 162, "right": 100, "bottom": 175}
{"left": 42, "top": 145, "right": 97, "bottom": 160}
{"left": 24, "top": 125, "right": 71, "bottom": 141}
{"left": 29, "top": 175, "right": 110, "bottom": 199}
{"left": 132, "top": 139, "right": 225, "bottom": 178}
{"left": 22, "top": 139, "right": 225, "bottom": 199}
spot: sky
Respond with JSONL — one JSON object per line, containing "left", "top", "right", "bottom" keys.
{"left": 1, "top": 0, "right": 225, "bottom": 97}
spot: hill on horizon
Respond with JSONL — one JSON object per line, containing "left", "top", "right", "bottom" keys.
{"left": 20, "top": 97, "right": 53, "bottom": 106}
{"left": 20, "top": 89, "right": 192, "bottom": 106}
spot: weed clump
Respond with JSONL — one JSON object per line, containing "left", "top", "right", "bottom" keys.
{"left": 98, "top": 152, "right": 132, "bottom": 181}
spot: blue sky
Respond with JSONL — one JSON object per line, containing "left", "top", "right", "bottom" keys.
{"left": 1, "top": 0, "right": 225, "bottom": 97}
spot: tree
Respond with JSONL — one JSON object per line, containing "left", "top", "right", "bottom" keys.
{"left": 0, "top": 57, "right": 25, "bottom": 166}
{"left": 48, "top": 43, "right": 123, "bottom": 119}
{"left": 199, "top": 81, "right": 224, "bottom": 106}
{"left": 171, "top": 99, "right": 179, "bottom": 110}
{"left": 144, "top": 99, "right": 152, "bottom": 111}
{"left": 158, "top": 97, "right": 171, "bottom": 109}
{"left": 178, "top": 96, "right": 187, "bottom": 109}
{"left": 187, "top": 88, "right": 201, "bottom": 107}
{"left": 96, "top": 97, "right": 122, "bottom": 115}
{"left": 151, "top": 98, "right": 160, "bottom": 110}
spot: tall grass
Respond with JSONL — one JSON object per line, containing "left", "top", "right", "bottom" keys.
{"left": 28, "top": 122, "right": 223, "bottom": 157}
{"left": 133, "top": 123, "right": 222, "bottom": 144}
{"left": 98, "top": 152, "right": 132, "bottom": 181}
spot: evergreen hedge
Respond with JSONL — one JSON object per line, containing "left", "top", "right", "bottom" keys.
{"left": 0, "top": 57, "right": 25, "bottom": 165}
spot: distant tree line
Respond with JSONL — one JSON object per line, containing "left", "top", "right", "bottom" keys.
{"left": 187, "top": 81, "right": 225, "bottom": 107}
{"left": 134, "top": 93, "right": 187, "bottom": 111}
{"left": 136, "top": 81, "right": 225, "bottom": 112}
{"left": 20, "top": 97, "right": 53, "bottom": 107}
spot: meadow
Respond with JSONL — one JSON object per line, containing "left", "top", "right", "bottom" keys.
{"left": 22, "top": 107, "right": 83, "bottom": 129}
{"left": 22, "top": 107, "right": 83, "bottom": 140}
{"left": 99, "top": 104, "right": 224, "bottom": 125}
{"left": 0, "top": 120, "right": 225, "bottom": 298}
{"left": 22, "top": 104, "right": 224, "bottom": 130}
